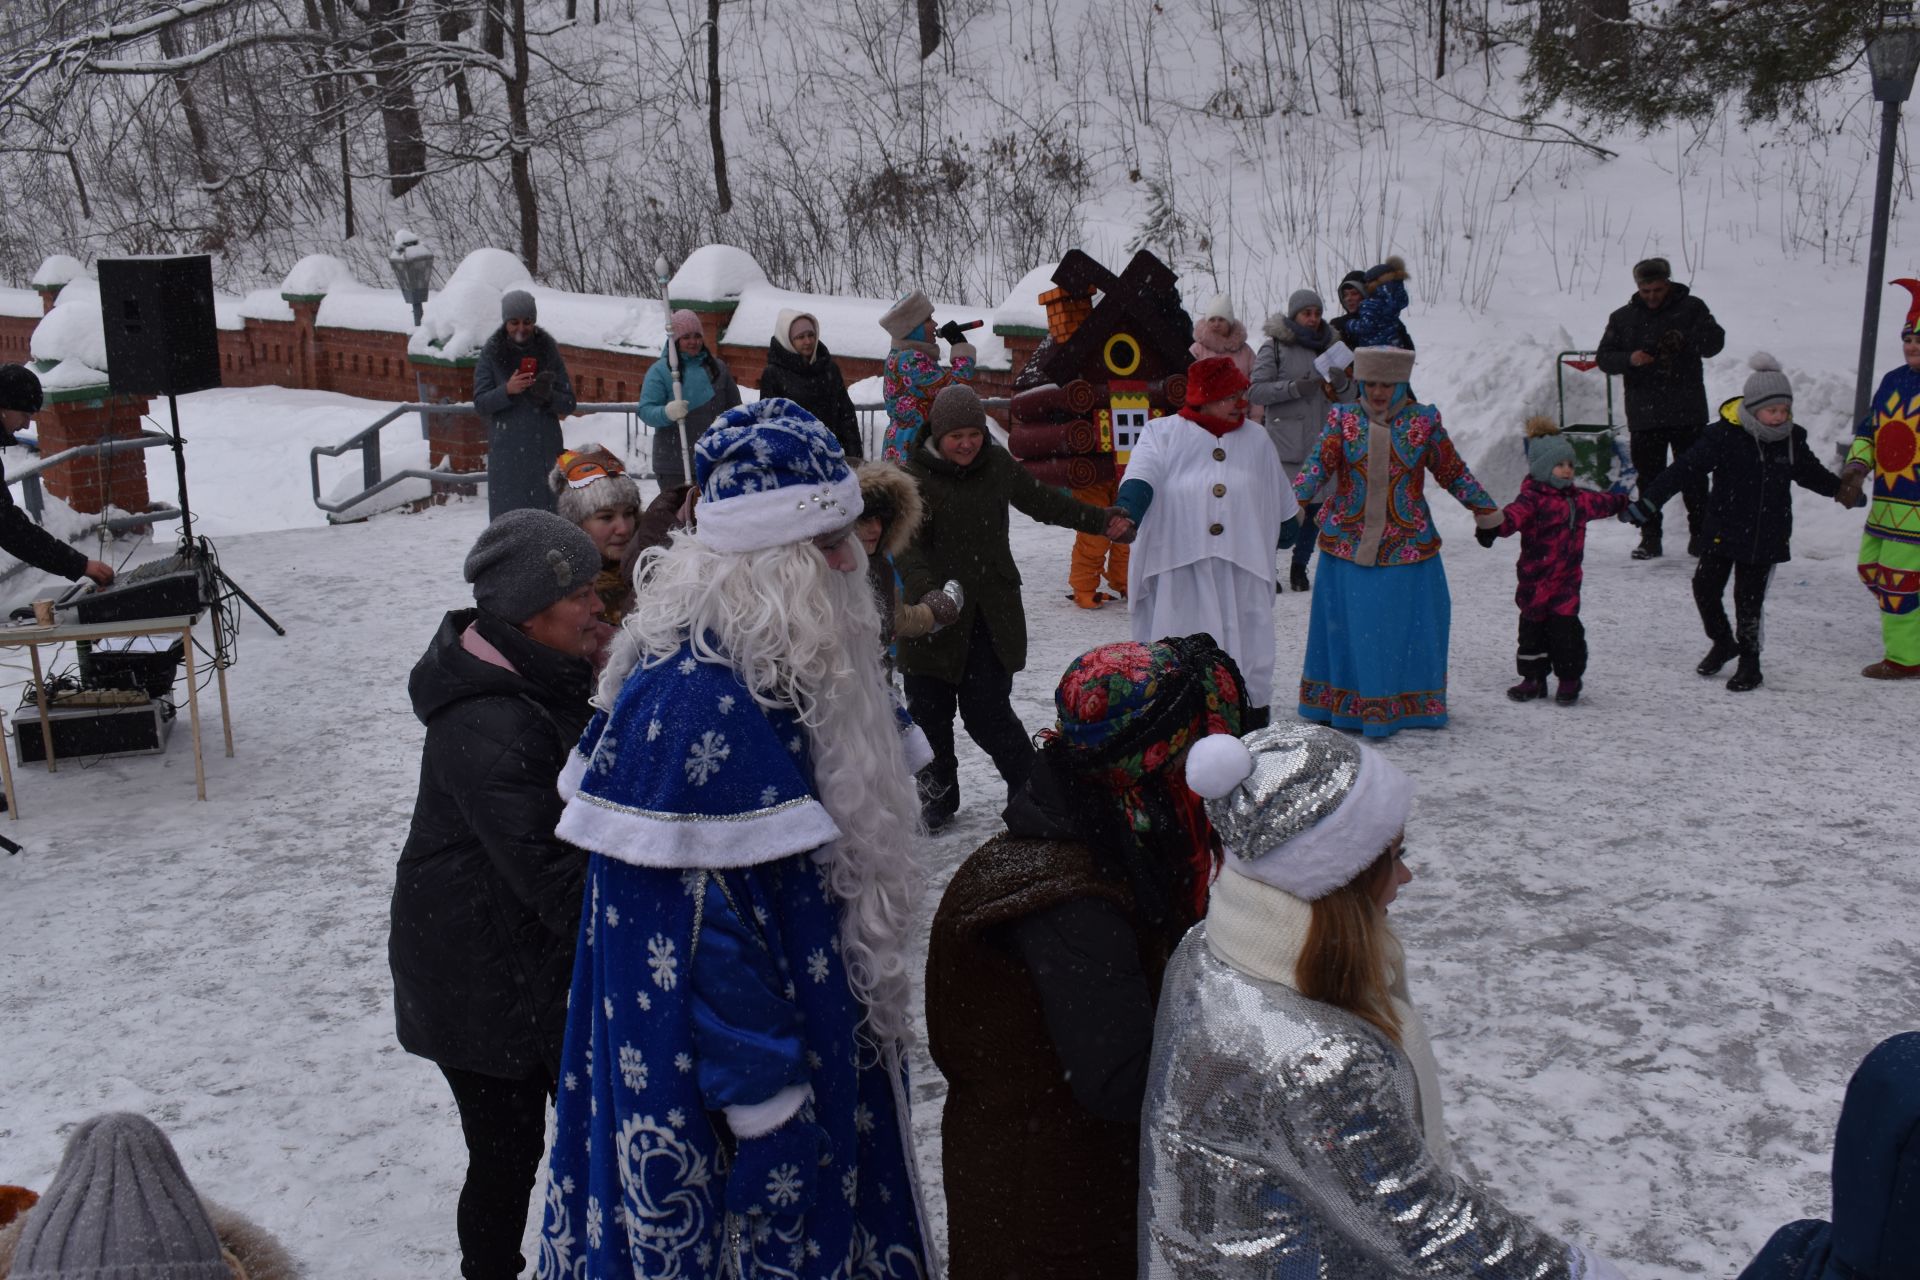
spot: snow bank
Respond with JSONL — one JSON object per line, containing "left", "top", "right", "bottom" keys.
{"left": 239, "top": 289, "right": 294, "bottom": 323}
{"left": 995, "top": 264, "right": 1055, "bottom": 331}
{"left": 37, "top": 357, "right": 112, "bottom": 392}
{"left": 410, "top": 249, "right": 534, "bottom": 361}
{"left": 29, "top": 278, "right": 108, "bottom": 378}
{"left": 280, "top": 254, "right": 359, "bottom": 298}
{"left": 213, "top": 293, "right": 247, "bottom": 331}
{"left": 31, "top": 254, "right": 88, "bottom": 289}
{"left": 316, "top": 287, "right": 416, "bottom": 334}
{"left": 668, "top": 245, "right": 768, "bottom": 303}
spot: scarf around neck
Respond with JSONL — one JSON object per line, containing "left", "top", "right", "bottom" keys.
{"left": 1178, "top": 406, "right": 1246, "bottom": 438}
{"left": 1287, "top": 318, "right": 1333, "bottom": 352}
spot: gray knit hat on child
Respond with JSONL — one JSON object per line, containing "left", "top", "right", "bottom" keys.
{"left": 11, "top": 1112, "right": 230, "bottom": 1280}
{"left": 1738, "top": 353, "right": 1794, "bottom": 443}
{"left": 1287, "top": 289, "right": 1324, "bottom": 318}
{"left": 465, "top": 508, "right": 602, "bottom": 623}
{"left": 501, "top": 289, "right": 538, "bottom": 322}
{"left": 1527, "top": 432, "right": 1577, "bottom": 487}
{"left": 928, "top": 384, "right": 987, "bottom": 445}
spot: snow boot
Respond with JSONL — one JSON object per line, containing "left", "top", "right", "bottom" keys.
{"left": 1554, "top": 678, "right": 1582, "bottom": 706}
{"left": 1289, "top": 563, "right": 1311, "bottom": 593}
{"left": 1696, "top": 637, "right": 1740, "bottom": 676}
{"left": 1726, "top": 649, "right": 1763, "bottom": 692}
{"left": 1631, "top": 531, "right": 1663, "bottom": 561}
{"left": 1862, "top": 658, "right": 1920, "bottom": 679}
{"left": 1506, "top": 678, "right": 1546, "bottom": 702}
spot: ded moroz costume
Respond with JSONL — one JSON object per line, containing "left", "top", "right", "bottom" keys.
{"left": 537, "top": 399, "right": 932, "bottom": 1280}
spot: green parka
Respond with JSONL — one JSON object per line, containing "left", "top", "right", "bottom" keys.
{"left": 895, "top": 440, "right": 1109, "bottom": 685}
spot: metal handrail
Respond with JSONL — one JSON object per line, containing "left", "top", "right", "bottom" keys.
{"left": 10, "top": 430, "right": 177, "bottom": 522}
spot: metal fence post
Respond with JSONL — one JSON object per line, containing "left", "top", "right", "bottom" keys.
{"left": 22, "top": 472, "right": 42, "bottom": 522}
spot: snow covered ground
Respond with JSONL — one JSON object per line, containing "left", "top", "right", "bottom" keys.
{"left": 1, "top": 391, "right": 1912, "bottom": 1276}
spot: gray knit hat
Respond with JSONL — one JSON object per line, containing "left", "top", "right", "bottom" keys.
{"left": 501, "top": 289, "right": 537, "bottom": 322}
{"left": 11, "top": 1113, "right": 230, "bottom": 1280}
{"left": 878, "top": 290, "right": 934, "bottom": 344}
{"left": 549, "top": 443, "right": 643, "bottom": 531}
{"left": 1742, "top": 352, "right": 1793, "bottom": 413}
{"left": 1527, "top": 432, "right": 1576, "bottom": 485}
{"left": 927, "top": 384, "right": 986, "bottom": 444}
{"left": 1287, "top": 289, "right": 1324, "bottom": 317}
{"left": 464, "top": 508, "right": 601, "bottom": 623}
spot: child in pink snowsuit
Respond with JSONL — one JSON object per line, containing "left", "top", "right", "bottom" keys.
{"left": 1478, "top": 420, "right": 1629, "bottom": 705}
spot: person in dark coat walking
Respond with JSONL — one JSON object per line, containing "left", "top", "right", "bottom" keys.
{"left": 927, "top": 635, "right": 1248, "bottom": 1280}
{"left": 1596, "top": 257, "right": 1726, "bottom": 559}
{"left": 1626, "top": 355, "right": 1850, "bottom": 691}
{"left": 896, "top": 384, "right": 1133, "bottom": 828}
{"left": 471, "top": 291, "right": 578, "bottom": 520}
{"left": 389, "top": 509, "right": 604, "bottom": 1280}
{"left": 757, "top": 309, "right": 863, "bottom": 458}
{"left": 0, "top": 365, "right": 115, "bottom": 588}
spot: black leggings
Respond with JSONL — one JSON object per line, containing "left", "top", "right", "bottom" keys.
{"left": 1693, "top": 555, "right": 1774, "bottom": 651}
{"left": 1630, "top": 424, "right": 1706, "bottom": 543}
{"left": 438, "top": 1064, "right": 554, "bottom": 1280}
{"left": 903, "top": 613, "right": 1034, "bottom": 818}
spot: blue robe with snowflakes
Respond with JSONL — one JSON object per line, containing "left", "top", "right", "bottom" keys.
{"left": 539, "top": 639, "right": 928, "bottom": 1280}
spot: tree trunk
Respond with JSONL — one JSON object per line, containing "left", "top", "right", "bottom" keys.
{"left": 507, "top": 0, "right": 540, "bottom": 269}
{"left": 438, "top": 0, "right": 474, "bottom": 117}
{"left": 365, "top": 0, "right": 428, "bottom": 195}
{"left": 918, "top": 0, "right": 941, "bottom": 59}
{"left": 1435, "top": 0, "right": 1448, "bottom": 76}
{"left": 707, "top": 0, "right": 730, "bottom": 212}
{"left": 1571, "top": 0, "right": 1627, "bottom": 71}
{"left": 481, "top": 0, "right": 505, "bottom": 59}
{"left": 155, "top": 24, "right": 221, "bottom": 189}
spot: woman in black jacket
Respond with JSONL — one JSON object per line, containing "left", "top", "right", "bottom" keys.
{"left": 1627, "top": 355, "right": 1850, "bottom": 692}
{"left": 756, "top": 309, "right": 863, "bottom": 458}
{"left": 389, "top": 509, "right": 606, "bottom": 1280}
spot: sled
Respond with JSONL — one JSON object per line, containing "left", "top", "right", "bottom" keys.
{"left": 1551, "top": 350, "right": 1637, "bottom": 491}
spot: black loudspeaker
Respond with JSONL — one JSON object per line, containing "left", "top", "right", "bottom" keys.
{"left": 98, "top": 255, "right": 222, "bottom": 397}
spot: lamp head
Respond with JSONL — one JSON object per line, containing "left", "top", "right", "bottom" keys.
{"left": 1870, "top": 3, "right": 1920, "bottom": 103}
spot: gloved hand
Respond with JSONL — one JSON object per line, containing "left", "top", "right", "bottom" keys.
{"left": 949, "top": 343, "right": 977, "bottom": 363}
{"left": 1277, "top": 514, "right": 1300, "bottom": 549}
{"left": 1291, "top": 375, "right": 1320, "bottom": 399}
{"left": 725, "top": 1118, "right": 831, "bottom": 1217}
{"left": 936, "top": 320, "right": 971, "bottom": 345}
{"left": 1621, "top": 497, "right": 1656, "bottom": 526}
{"left": 665, "top": 398, "right": 691, "bottom": 423}
{"left": 1475, "top": 526, "right": 1499, "bottom": 548}
{"left": 920, "top": 581, "right": 962, "bottom": 628}
{"left": 1836, "top": 468, "right": 1868, "bottom": 509}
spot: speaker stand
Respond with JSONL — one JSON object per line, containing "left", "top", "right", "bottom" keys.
{"left": 163, "top": 394, "right": 285, "bottom": 638}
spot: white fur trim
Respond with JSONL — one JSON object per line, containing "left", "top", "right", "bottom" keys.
{"left": 555, "top": 790, "right": 842, "bottom": 869}
{"left": 1227, "top": 745, "right": 1412, "bottom": 900}
{"left": 1185, "top": 733, "right": 1254, "bottom": 799}
{"left": 695, "top": 472, "right": 864, "bottom": 553}
{"left": 557, "top": 747, "right": 590, "bottom": 801}
{"left": 900, "top": 721, "right": 935, "bottom": 774}
{"left": 725, "top": 1084, "right": 812, "bottom": 1139}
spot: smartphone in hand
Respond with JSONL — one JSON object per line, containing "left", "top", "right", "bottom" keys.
{"left": 517, "top": 356, "right": 539, "bottom": 377}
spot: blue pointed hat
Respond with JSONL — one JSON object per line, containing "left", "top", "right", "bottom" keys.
{"left": 693, "top": 398, "right": 863, "bottom": 553}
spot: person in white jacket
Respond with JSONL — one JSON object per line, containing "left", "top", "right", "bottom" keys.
{"left": 1113, "top": 355, "right": 1299, "bottom": 723}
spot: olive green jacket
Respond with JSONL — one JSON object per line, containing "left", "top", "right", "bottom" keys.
{"left": 896, "top": 441, "right": 1109, "bottom": 684}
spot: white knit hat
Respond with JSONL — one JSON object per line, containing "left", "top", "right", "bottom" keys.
{"left": 1203, "top": 293, "right": 1236, "bottom": 322}
{"left": 1185, "top": 723, "right": 1413, "bottom": 900}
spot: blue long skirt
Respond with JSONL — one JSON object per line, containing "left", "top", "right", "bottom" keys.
{"left": 1297, "top": 553, "right": 1450, "bottom": 737}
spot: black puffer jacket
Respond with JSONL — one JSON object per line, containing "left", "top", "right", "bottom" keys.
{"left": 1642, "top": 420, "right": 1842, "bottom": 564}
{"left": 1595, "top": 283, "right": 1726, "bottom": 429}
{"left": 390, "top": 608, "right": 594, "bottom": 1079}
{"left": 759, "top": 339, "right": 862, "bottom": 459}
{"left": 0, "top": 456, "right": 87, "bottom": 579}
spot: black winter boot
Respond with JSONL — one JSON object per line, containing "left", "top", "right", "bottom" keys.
{"left": 1506, "top": 678, "right": 1546, "bottom": 702}
{"left": 1289, "top": 563, "right": 1311, "bottom": 593}
{"left": 1697, "top": 637, "right": 1740, "bottom": 676}
{"left": 1631, "top": 531, "right": 1663, "bottom": 561}
{"left": 1554, "top": 678, "right": 1582, "bottom": 706}
{"left": 1725, "top": 649, "right": 1763, "bottom": 692}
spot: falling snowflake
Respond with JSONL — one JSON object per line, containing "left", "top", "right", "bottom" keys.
{"left": 716, "top": 694, "right": 735, "bottom": 715}
{"left": 606, "top": 904, "right": 620, "bottom": 928}
{"left": 647, "top": 934, "right": 679, "bottom": 989}
{"left": 618, "top": 1043, "right": 648, "bottom": 1091}
{"left": 853, "top": 1103, "right": 874, "bottom": 1135}
{"left": 674, "top": 1052, "right": 693, "bottom": 1073}
{"left": 667, "top": 1107, "right": 686, "bottom": 1128}
{"left": 684, "top": 730, "right": 730, "bottom": 785}
{"left": 636, "top": 990, "right": 652, "bottom": 1012}
{"left": 760, "top": 785, "right": 780, "bottom": 807}
{"left": 586, "top": 1196, "right": 603, "bottom": 1249}
{"left": 766, "top": 1164, "right": 804, "bottom": 1209}
{"left": 646, "top": 717, "right": 662, "bottom": 742}
{"left": 806, "top": 948, "right": 831, "bottom": 983}
{"left": 678, "top": 657, "right": 698, "bottom": 675}
{"left": 841, "top": 1169, "right": 859, "bottom": 1206}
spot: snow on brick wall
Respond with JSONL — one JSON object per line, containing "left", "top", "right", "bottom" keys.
{"left": 31, "top": 254, "right": 88, "bottom": 290}
{"left": 280, "top": 254, "right": 359, "bottom": 298}
{"left": 29, "top": 278, "right": 108, "bottom": 378}
{"left": 668, "top": 245, "right": 769, "bottom": 303}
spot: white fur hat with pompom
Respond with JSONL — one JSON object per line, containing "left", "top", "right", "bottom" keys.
{"left": 1185, "top": 723, "right": 1414, "bottom": 901}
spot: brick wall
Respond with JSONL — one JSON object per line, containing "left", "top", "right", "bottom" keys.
{"left": 34, "top": 393, "right": 151, "bottom": 515}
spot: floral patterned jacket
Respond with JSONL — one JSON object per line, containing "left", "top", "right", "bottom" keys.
{"left": 1292, "top": 400, "right": 1497, "bottom": 566}
{"left": 881, "top": 344, "right": 976, "bottom": 461}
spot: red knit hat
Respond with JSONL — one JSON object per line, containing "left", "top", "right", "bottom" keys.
{"left": 1184, "top": 354, "right": 1250, "bottom": 408}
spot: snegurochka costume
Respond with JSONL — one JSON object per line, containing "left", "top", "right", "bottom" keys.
{"left": 1846, "top": 281, "right": 1920, "bottom": 677}
{"left": 537, "top": 401, "right": 930, "bottom": 1280}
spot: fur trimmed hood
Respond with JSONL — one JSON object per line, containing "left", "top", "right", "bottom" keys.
{"left": 1191, "top": 315, "right": 1249, "bottom": 354}
{"left": 856, "top": 460, "right": 924, "bottom": 558}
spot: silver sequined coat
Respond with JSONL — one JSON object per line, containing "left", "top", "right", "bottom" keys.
{"left": 1139, "top": 926, "right": 1612, "bottom": 1279}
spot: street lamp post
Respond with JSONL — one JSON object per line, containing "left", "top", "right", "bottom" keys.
{"left": 388, "top": 229, "right": 436, "bottom": 328}
{"left": 1854, "top": 3, "right": 1920, "bottom": 427}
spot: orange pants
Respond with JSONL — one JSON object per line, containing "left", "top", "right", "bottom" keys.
{"left": 1070, "top": 480, "right": 1129, "bottom": 597}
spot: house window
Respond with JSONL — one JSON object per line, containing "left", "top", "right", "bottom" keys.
{"left": 1110, "top": 391, "right": 1150, "bottom": 461}
{"left": 1103, "top": 332, "right": 1142, "bottom": 376}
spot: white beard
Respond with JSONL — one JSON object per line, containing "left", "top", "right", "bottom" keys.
{"left": 600, "top": 534, "right": 924, "bottom": 1050}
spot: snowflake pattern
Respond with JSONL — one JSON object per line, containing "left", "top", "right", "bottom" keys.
{"left": 606, "top": 904, "right": 620, "bottom": 928}
{"left": 636, "top": 990, "right": 652, "bottom": 1012}
{"left": 585, "top": 1196, "right": 603, "bottom": 1249}
{"left": 761, "top": 785, "right": 780, "bottom": 807}
{"left": 667, "top": 1107, "right": 686, "bottom": 1128}
{"left": 674, "top": 1052, "right": 693, "bottom": 1073}
{"left": 617, "top": 1043, "right": 648, "bottom": 1092}
{"left": 646, "top": 717, "right": 662, "bottom": 742}
{"left": 677, "top": 657, "right": 698, "bottom": 675}
{"left": 716, "top": 693, "right": 735, "bottom": 715}
{"left": 841, "top": 1168, "right": 859, "bottom": 1207}
{"left": 806, "top": 948, "right": 831, "bottom": 983}
{"left": 593, "top": 735, "right": 620, "bottom": 777}
{"left": 853, "top": 1103, "right": 874, "bottom": 1136}
{"left": 684, "top": 730, "right": 730, "bottom": 785}
{"left": 564, "top": 1072, "right": 578, "bottom": 1092}
{"left": 788, "top": 735, "right": 803, "bottom": 754}
{"left": 647, "top": 934, "right": 679, "bottom": 990}
{"left": 766, "top": 1163, "right": 804, "bottom": 1209}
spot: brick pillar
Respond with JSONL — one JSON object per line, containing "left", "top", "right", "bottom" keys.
{"left": 414, "top": 358, "right": 486, "bottom": 497}
{"left": 35, "top": 389, "right": 152, "bottom": 515}
{"left": 286, "top": 297, "right": 321, "bottom": 390}
{"left": 35, "top": 285, "right": 62, "bottom": 315}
